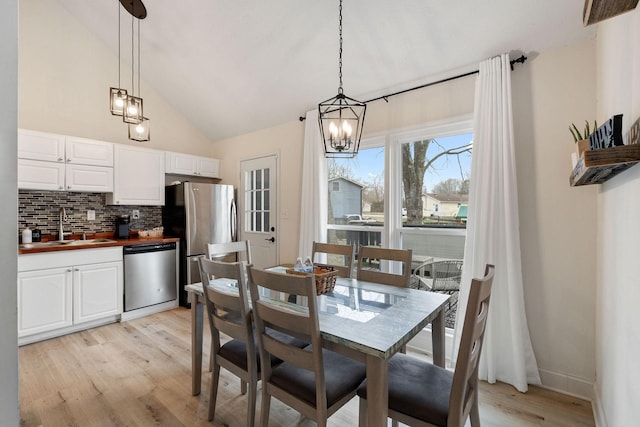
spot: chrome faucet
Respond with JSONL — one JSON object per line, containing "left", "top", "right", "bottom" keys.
{"left": 59, "top": 207, "right": 71, "bottom": 241}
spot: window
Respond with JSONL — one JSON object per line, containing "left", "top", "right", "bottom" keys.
{"left": 331, "top": 181, "right": 340, "bottom": 192}
{"left": 324, "top": 118, "right": 472, "bottom": 330}
{"left": 244, "top": 168, "right": 270, "bottom": 232}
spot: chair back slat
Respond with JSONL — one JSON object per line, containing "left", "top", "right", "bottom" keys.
{"left": 312, "top": 241, "right": 355, "bottom": 278}
{"left": 208, "top": 240, "right": 252, "bottom": 264}
{"left": 357, "top": 246, "right": 413, "bottom": 288}
{"left": 449, "top": 264, "right": 495, "bottom": 426}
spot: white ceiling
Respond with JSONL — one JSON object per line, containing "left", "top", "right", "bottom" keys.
{"left": 56, "top": 0, "right": 596, "bottom": 141}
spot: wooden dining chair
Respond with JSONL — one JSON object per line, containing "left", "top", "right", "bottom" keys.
{"left": 311, "top": 241, "right": 356, "bottom": 278}
{"left": 205, "top": 240, "right": 252, "bottom": 372}
{"left": 247, "top": 267, "right": 367, "bottom": 427}
{"left": 357, "top": 246, "right": 413, "bottom": 288}
{"left": 207, "top": 240, "right": 252, "bottom": 263}
{"left": 197, "top": 257, "right": 258, "bottom": 425}
{"left": 357, "top": 264, "right": 495, "bottom": 427}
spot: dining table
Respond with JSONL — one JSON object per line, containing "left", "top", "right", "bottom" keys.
{"left": 186, "top": 268, "right": 451, "bottom": 427}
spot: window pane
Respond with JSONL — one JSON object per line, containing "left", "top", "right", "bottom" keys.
{"left": 327, "top": 146, "right": 385, "bottom": 226}
{"left": 401, "top": 134, "right": 472, "bottom": 229}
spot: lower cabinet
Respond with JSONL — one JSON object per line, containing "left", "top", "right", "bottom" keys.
{"left": 18, "top": 248, "right": 123, "bottom": 343}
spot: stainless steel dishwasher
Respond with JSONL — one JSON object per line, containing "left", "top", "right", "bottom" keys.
{"left": 124, "top": 242, "right": 177, "bottom": 312}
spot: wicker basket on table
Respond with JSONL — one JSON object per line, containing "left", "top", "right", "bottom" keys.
{"left": 285, "top": 264, "right": 337, "bottom": 295}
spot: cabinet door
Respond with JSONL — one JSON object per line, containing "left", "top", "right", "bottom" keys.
{"left": 197, "top": 157, "right": 220, "bottom": 178}
{"left": 18, "top": 129, "right": 65, "bottom": 162}
{"left": 165, "top": 152, "right": 197, "bottom": 175}
{"left": 18, "top": 158, "right": 65, "bottom": 191}
{"left": 65, "top": 164, "right": 114, "bottom": 192}
{"left": 18, "top": 268, "right": 72, "bottom": 337}
{"left": 65, "top": 137, "right": 114, "bottom": 167}
{"left": 108, "top": 145, "right": 165, "bottom": 205}
{"left": 73, "top": 261, "right": 123, "bottom": 324}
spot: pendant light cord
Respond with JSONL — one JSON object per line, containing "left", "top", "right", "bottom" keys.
{"left": 131, "top": 14, "right": 135, "bottom": 96}
{"left": 117, "top": 2, "right": 121, "bottom": 89}
{"left": 338, "top": 0, "right": 343, "bottom": 95}
{"left": 138, "top": 19, "right": 141, "bottom": 98}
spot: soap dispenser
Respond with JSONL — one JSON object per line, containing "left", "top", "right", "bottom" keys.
{"left": 22, "top": 226, "right": 32, "bottom": 244}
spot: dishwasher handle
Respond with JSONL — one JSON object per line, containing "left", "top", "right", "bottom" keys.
{"left": 124, "top": 242, "right": 176, "bottom": 255}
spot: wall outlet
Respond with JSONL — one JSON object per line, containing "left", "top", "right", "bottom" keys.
{"left": 87, "top": 210, "right": 95, "bottom": 221}
{"left": 132, "top": 209, "right": 140, "bottom": 220}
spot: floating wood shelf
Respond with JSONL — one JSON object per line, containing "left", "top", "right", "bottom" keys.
{"left": 583, "top": 0, "right": 639, "bottom": 26}
{"left": 570, "top": 145, "right": 640, "bottom": 186}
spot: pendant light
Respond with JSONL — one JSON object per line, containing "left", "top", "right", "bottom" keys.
{"left": 109, "top": 0, "right": 127, "bottom": 116}
{"left": 109, "top": 0, "right": 150, "bottom": 141}
{"left": 123, "top": 11, "right": 144, "bottom": 125}
{"left": 318, "top": 0, "right": 366, "bottom": 158}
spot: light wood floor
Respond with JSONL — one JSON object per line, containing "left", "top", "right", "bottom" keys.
{"left": 19, "top": 308, "right": 595, "bottom": 426}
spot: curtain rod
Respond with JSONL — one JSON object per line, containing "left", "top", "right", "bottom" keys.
{"left": 299, "top": 54, "right": 527, "bottom": 122}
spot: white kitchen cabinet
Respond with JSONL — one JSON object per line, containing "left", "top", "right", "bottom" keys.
{"left": 18, "top": 129, "right": 65, "bottom": 162}
{"left": 18, "top": 247, "right": 123, "bottom": 344}
{"left": 65, "top": 136, "right": 114, "bottom": 167}
{"left": 17, "top": 267, "right": 73, "bottom": 337}
{"left": 65, "top": 164, "right": 113, "bottom": 192}
{"left": 107, "top": 144, "right": 165, "bottom": 205}
{"left": 18, "top": 158, "right": 66, "bottom": 191}
{"left": 165, "top": 151, "right": 220, "bottom": 178}
{"left": 18, "top": 129, "right": 115, "bottom": 192}
{"left": 73, "top": 261, "right": 123, "bottom": 324}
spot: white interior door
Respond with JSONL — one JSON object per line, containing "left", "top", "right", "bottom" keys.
{"left": 240, "top": 154, "right": 278, "bottom": 269}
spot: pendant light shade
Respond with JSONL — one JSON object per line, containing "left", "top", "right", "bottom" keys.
{"left": 109, "top": 87, "right": 128, "bottom": 116}
{"left": 318, "top": 91, "right": 366, "bottom": 158}
{"left": 318, "top": 0, "right": 366, "bottom": 158}
{"left": 123, "top": 95, "right": 143, "bottom": 124}
{"left": 128, "top": 117, "right": 150, "bottom": 141}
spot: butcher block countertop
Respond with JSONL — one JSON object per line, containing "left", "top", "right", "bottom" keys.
{"left": 18, "top": 231, "right": 180, "bottom": 255}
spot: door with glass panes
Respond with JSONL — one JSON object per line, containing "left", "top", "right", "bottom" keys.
{"left": 240, "top": 155, "right": 277, "bottom": 268}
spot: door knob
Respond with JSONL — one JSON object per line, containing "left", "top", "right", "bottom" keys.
{"left": 265, "top": 237, "right": 275, "bottom": 242}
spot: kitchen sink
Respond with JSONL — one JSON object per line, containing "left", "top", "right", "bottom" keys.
{"left": 19, "top": 238, "right": 117, "bottom": 249}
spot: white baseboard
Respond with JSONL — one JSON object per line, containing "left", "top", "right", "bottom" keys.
{"left": 120, "top": 299, "right": 178, "bottom": 321}
{"left": 591, "top": 384, "right": 608, "bottom": 427}
{"left": 537, "top": 368, "right": 593, "bottom": 401}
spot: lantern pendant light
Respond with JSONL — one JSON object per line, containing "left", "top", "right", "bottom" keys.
{"left": 123, "top": 13, "right": 144, "bottom": 125}
{"left": 109, "top": 1, "right": 127, "bottom": 116}
{"left": 318, "top": 0, "right": 366, "bottom": 158}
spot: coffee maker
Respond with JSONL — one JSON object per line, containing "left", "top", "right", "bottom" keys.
{"left": 115, "top": 215, "right": 130, "bottom": 239}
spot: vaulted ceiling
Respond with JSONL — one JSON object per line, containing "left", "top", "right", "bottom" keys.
{"left": 56, "top": 0, "right": 596, "bottom": 141}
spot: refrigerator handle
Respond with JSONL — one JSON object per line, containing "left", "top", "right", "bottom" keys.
{"left": 231, "top": 199, "right": 238, "bottom": 241}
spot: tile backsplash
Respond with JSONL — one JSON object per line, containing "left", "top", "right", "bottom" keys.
{"left": 19, "top": 190, "right": 162, "bottom": 238}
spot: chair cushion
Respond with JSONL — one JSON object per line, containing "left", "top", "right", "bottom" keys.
{"left": 357, "top": 353, "right": 453, "bottom": 427}
{"left": 270, "top": 345, "right": 366, "bottom": 407}
{"left": 219, "top": 329, "right": 307, "bottom": 371}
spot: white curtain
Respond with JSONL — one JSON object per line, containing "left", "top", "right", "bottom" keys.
{"left": 298, "top": 109, "right": 328, "bottom": 258}
{"left": 453, "top": 54, "right": 541, "bottom": 392}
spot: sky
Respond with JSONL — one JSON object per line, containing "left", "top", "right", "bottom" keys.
{"left": 335, "top": 133, "right": 473, "bottom": 192}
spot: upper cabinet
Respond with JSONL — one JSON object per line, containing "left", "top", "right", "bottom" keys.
{"left": 165, "top": 151, "right": 220, "bottom": 178}
{"left": 107, "top": 144, "right": 165, "bottom": 206}
{"left": 18, "top": 129, "right": 114, "bottom": 192}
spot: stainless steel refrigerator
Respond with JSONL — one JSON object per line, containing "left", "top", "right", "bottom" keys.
{"left": 162, "top": 182, "right": 237, "bottom": 306}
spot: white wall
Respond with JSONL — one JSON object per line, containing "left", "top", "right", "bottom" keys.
{"left": 19, "top": 0, "right": 212, "bottom": 154}
{"left": 512, "top": 40, "right": 598, "bottom": 398}
{"left": 0, "top": 0, "right": 19, "bottom": 424}
{"left": 594, "top": 8, "right": 640, "bottom": 427}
